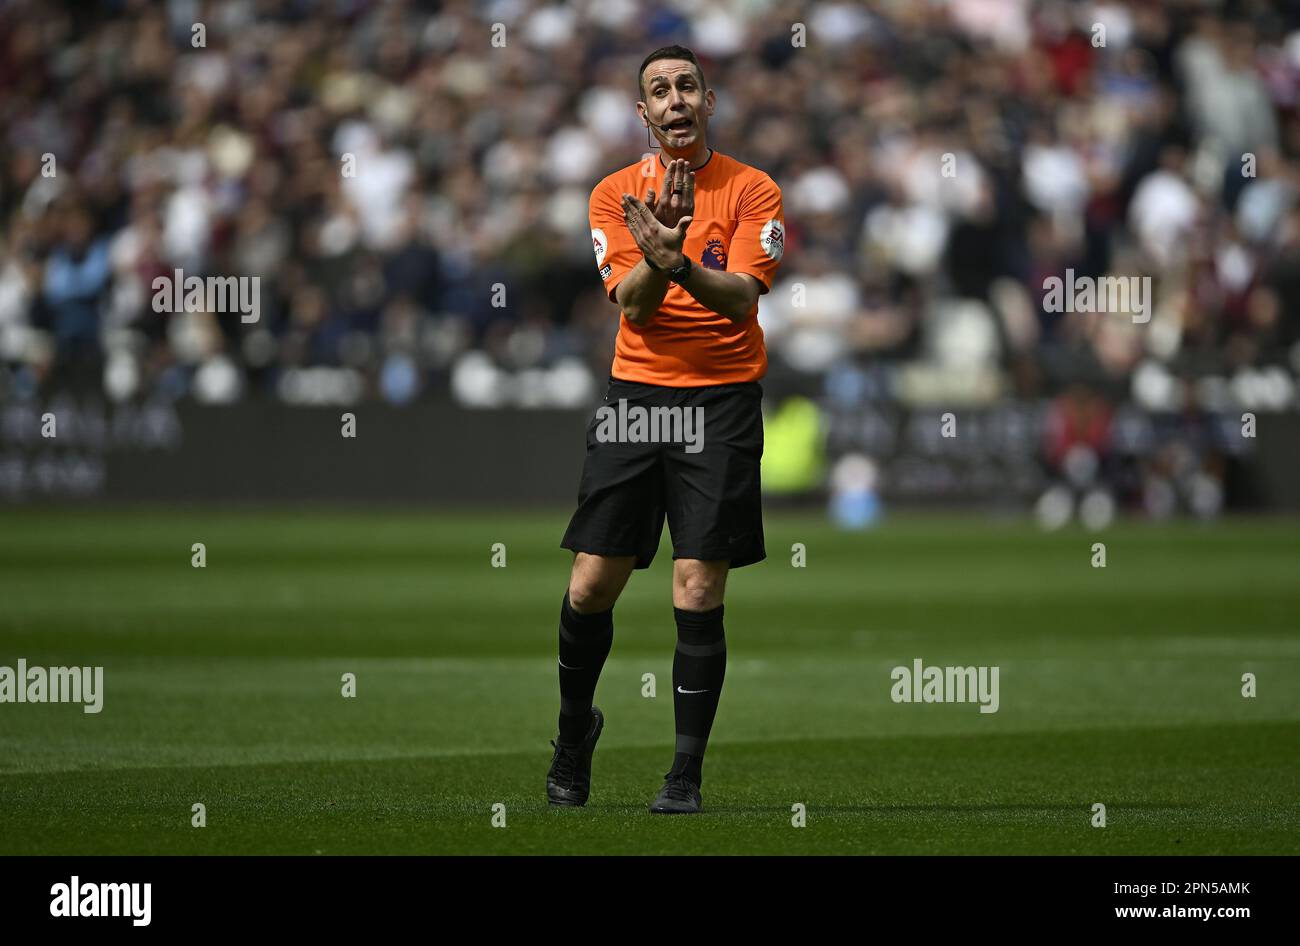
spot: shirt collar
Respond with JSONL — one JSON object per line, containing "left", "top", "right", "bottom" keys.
{"left": 658, "top": 148, "right": 715, "bottom": 174}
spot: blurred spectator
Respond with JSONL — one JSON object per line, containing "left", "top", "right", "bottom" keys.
{"left": 0, "top": 0, "right": 1296, "bottom": 441}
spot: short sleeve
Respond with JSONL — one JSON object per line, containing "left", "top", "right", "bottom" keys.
{"left": 726, "top": 175, "right": 785, "bottom": 294}
{"left": 589, "top": 180, "right": 641, "bottom": 303}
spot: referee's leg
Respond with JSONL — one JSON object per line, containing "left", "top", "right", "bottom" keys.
{"left": 552, "top": 552, "right": 634, "bottom": 748}
{"left": 667, "top": 557, "right": 729, "bottom": 786}
{"left": 657, "top": 380, "right": 763, "bottom": 799}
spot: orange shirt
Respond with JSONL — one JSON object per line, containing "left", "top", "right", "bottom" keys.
{"left": 589, "top": 150, "right": 785, "bottom": 387}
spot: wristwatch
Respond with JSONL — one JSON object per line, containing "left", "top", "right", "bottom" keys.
{"left": 667, "top": 256, "right": 693, "bottom": 285}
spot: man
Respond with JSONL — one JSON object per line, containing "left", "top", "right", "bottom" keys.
{"left": 546, "top": 45, "right": 786, "bottom": 814}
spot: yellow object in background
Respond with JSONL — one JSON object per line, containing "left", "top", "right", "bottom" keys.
{"left": 761, "top": 396, "right": 825, "bottom": 494}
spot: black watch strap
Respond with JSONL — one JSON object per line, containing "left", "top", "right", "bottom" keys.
{"left": 644, "top": 256, "right": 661, "bottom": 272}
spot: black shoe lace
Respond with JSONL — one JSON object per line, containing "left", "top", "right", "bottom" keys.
{"left": 661, "top": 772, "right": 698, "bottom": 801}
{"left": 550, "top": 740, "right": 579, "bottom": 785}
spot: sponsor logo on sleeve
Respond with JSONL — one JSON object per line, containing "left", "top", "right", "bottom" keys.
{"left": 592, "top": 228, "right": 607, "bottom": 265}
{"left": 759, "top": 220, "right": 784, "bottom": 261}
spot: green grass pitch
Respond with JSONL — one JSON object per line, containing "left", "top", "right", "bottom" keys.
{"left": 0, "top": 508, "right": 1296, "bottom": 855}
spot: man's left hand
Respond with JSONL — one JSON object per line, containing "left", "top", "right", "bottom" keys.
{"left": 622, "top": 193, "right": 691, "bottom": 271}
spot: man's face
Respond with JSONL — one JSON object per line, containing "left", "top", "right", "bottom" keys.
{"left": 638, "top": 59, "right": 714, "bottom": 148}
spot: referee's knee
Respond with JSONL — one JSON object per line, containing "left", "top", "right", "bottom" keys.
{"left": 567, "top": 553, "right": 633, "bottom": 613}
{"left": 567, "top": 581, "right": 615, "bottom": 614}
{"left": 672, "top": 560, "right": 727, "bottom": 612}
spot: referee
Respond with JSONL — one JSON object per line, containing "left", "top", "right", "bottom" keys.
{"left": 546, "top": 45, "right": 786, "bottom": 814}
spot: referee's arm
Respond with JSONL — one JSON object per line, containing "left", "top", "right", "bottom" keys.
{"left": 615, "top": 258, "right": 672, "bottom": 325}
{"left": 671, "top": 267, "right": 762, "bottom": 322}
{"left": 617, "top": 257, "right": 760, "bottom": 324}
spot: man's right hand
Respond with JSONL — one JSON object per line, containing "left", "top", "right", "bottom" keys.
{"left": 644, "top": 159, "right": 695, "bottom": 230}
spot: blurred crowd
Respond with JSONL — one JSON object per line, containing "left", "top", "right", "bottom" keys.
{"left": 2, "top": 0, "right": 1300, "bottom": 421}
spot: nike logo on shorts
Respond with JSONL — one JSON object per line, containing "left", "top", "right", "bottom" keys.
{"left": 558, "top": 659, "right": 584, "bottom": 670}
{"left": 676, "top": 686, "right": 709, "bottom": 694}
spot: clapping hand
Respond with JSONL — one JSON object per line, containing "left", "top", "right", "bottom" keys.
{"left": 621, "top": 192, "right": 691, "bottom": 272}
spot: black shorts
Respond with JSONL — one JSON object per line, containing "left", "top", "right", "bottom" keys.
{"left": 561, "top": 377, "right": 766, "bottom": 569}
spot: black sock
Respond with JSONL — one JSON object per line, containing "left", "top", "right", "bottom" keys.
{"left": 670, "top": 604, "right": 726, "bottom": 785}
{"left": 670, "top": 751, "right": 702, "bottom": 785}
{"left": 557, "top": 592, "right": 613, "bottom": 745}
